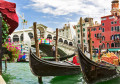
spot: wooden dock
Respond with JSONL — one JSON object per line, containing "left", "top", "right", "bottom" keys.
{"left": 0, "top": 75, "right": 6, "bottom": 84}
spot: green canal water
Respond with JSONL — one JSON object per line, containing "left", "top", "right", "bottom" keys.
{"left": 2, "top": 62, "right": 120, "bottom": 84}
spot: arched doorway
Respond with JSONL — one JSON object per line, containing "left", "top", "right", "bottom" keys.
{"left": 111, "top": 43, "right": 114, "bottom": 47}
{"left": 28, "top": 32, "right": 33, "bottom": 39}
{"left": 20, "top": 34, "right": 23, "bottom": 41}
{"left": 69, "top": 42, "right": 73, "bottom": 46}
{"left": 47, "top": 34, "right": 52, "bottom": 39}
{"left": 59, "top": 38, "right": 63, "bottom": 43}
{"left": 107, "top": 43, "right": 110, "bottom": 48}
{"left": 13, "top": 35, "right": 19, "bottom": 42}
{"left": 64, "top": 40, "right": 68, "bottom": 45}
{"left": 53, "top": 36, "right": 56, "bottom": 40}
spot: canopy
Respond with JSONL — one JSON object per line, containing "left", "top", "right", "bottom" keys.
{"left": 108, "top": 48, "right": 120, "bottom": 52}
{"left": 0, "top": 0, "right": 19, "bottom": 34}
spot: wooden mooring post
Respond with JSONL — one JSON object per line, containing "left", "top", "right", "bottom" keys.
{"left": 55, "top": 28, "right": 58, "bottom": 62}
{"left": 33, "top": 22, "right": 42, "bottom": 83}
{"left": 0, "top": 13, "right": 2, "bottom": 75}
{"left": 80, "top": 17, "right": 84, "bottom": 53}
{"left": 89, "top": 19, "right": 93, "bottom": 60}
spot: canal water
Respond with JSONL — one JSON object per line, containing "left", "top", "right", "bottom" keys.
{"left": 2, "top": 62, "right": 120, "bottom": 84}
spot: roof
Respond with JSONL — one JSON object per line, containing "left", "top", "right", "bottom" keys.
{"left": 108, "top": 48, "right": 120, "bottom": 51}
{"left": 101, "top": 15, "right": 114, "bottom": 18}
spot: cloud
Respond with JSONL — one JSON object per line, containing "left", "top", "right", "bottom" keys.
{"left": 47, "top": 27, "right": 54, "bottom": 32}
{"left": 24, "top": 0, "right": 113, "bottom": 19}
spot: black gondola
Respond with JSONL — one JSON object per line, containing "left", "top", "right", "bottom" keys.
{"left": 29, "top": 50, "right": 81, "bottom": 76}
{"left": 42, "top": 54, "right": 75, "bottom": 61}
{"left": 78, "top": 47, "right": 120, "bottom": 84}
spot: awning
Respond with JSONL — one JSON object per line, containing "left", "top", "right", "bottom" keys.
{"left": 0, "top": 0, "right": 19, "bottom": 34}
{"left": 108, "top": 48, "right": 120, "bottom": 52}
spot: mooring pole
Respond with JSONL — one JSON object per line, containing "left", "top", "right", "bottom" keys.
{"left": 0, "top": 13, "right": 2, "bottom": 75}
{"left": 55, "top": 28, "right": 58, "bottom": 62}
{"left": 5, "top": 60, "right": 7, "bottom": 69}
{"left": 33, "top": 22, "right": 42, "bottom": 83}
{"left": 80, "top": 17, "right": 84, "bottom": 53}
{"left": 89, "top": 19, "right": 93, "bottom": 60}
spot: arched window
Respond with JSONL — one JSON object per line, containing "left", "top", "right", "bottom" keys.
{"left": 102, "top": 28, "right": 104, "bottom": 32}
{"left": 64, "top": 40, "right": 68, "bottom": 44}
{"left": 107, "top": 43, "right": 110, "bottom": 48}
{"left": 111, "top": 35, "right": 114, "bottom": 40}
{"left": 69, "top": 42, "right": 73, "bottom": 46}
{"left": 53, "top": 36, "right": 56, "bottom": 40}
{"left": 102, "top": 36, "right": 105, "bottom": 41}
{"left": 13, "top": 35, "right": 19, "bottom": 42}
{"left": 102, "top": 43, "right": 105, "bottom": 48}
{"left": 59, "top": 38, "right": 63, "bottom": 43}
{"left": 28, "top": 32, "right": 33, "bottom": 39}
{"left": 47, "top": 34, "right": 52, "bottom": 39}
{"left": 111, "top": 43, "right": 114, "bottom": 47}
{"left": 20, "top": 34, "right": 23, "bottom": 41}
{"left": 78, "top": 34, "right": 80, "bottom": 38}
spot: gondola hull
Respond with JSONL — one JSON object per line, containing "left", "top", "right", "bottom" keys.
{"left": 29, "top": 51, "right": 81, "bottom": 76}
{"left": 78, "top": 48, "right": 119, "bottom": 84}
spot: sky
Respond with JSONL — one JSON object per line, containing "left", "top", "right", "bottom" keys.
{"left": 6, "top": 0, "right": 114, "bottom": 31}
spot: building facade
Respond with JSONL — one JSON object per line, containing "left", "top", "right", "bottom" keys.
{"left": 87, "top": 0, "right": 120, "bottom": 51}
{"left": 74, "top": 18, "right": 93, "bottom": 51}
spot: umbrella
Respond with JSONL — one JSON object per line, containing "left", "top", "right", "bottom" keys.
{"left": 0, "top": 0, "right": 19, "bottom": 34}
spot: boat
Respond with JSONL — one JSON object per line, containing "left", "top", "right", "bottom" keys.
{"left": 41, "top": 54, "right": 75, "bottom": 61}
{"left": 29, "top": 49, "right": 81, "bottom": 76}
{"left": 78, "top": 47, "right": 120, "bottom": 84}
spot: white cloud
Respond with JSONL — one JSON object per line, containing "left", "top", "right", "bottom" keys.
{"left": 47, "top": 27, "right": 54, "bottom": 32}
{"left": 24, "top": 0, "right": 114, "bottom": 22}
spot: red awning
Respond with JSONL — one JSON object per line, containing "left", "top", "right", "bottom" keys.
{"left": 0, "top": 0, "right": 19, "bottom": 34}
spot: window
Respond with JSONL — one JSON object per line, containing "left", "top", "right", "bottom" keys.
{"left": 115, "top": 26, "right": 117, "bottom": 31}
{"left": 102, "top": 36, "right": 105, "bottom": 41}
{"left": 94, "top": 28, "right": 96, "bottom": 31}
{"left": 107, "top": 43, "right": 110, "bottom": 48}
{"left": 77, "top": 29, "right": 80, "bottom": 33}
{"left": 95, "top": 34, "right": 96, "bottom": 37}
{"left": 84, "top": 40, "right": 85, "bottom": 43}
{"left": 111, "top": 43, "right": 114, "bottom": 47}
{"left": 78, "top": 34, "right": 80, "bottom": 38}
{"left": 99, "top": 27, "right": 102, "bottom": 30}
{"left": 88, "top": 29, "right": 90, "bottom": 31}
{"left": 83, "top": 33, "right": 85, "bottom": 37}
{"left": 88, "top": 34, "right": 90, "bottom": 38}
{"left": 111, "top": 27, "right": 114, "bottom": 31}
{"left": 102, "top": 23, "right": 104, "bottom": 26}
{"left": 92, "top": 41, "right": 94, "bottom": 43}
{"left": 111, "top": 35, "right": 114, "bottom": 40}
{"left": 83, "top": 28, "right": 85, "bottom": 31}
{"left": 111, "top": 21, "right": 114, "bottom": 24}
{"left": 100, "top": 40, "right": 102, "bottom": 43}
{"left": 78, "top": 40, "right": 80, "bottom": 43}
{"left": 117, "top": 26, "right": 119, "bottom": 31}
{"left": 115, "top": 21, "right": 117, "bottom": 24}
{"left": 102, "top": 28, "right": 104, "bottom": 32}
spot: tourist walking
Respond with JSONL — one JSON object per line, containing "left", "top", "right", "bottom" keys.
{"left": 52, "top": 45, "right": 55, "bottom": 57}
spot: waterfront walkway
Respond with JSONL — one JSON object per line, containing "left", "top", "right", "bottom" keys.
{"left": 0, "top": 75, "right": 6, "bottom": 84}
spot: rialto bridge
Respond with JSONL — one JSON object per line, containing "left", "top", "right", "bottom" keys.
{"left": 8, "top": 24, "right": 76, "bottom": 54}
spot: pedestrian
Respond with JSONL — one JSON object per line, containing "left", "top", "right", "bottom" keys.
{"left": 51, "top": 45, "right": 55, "bottom": 57}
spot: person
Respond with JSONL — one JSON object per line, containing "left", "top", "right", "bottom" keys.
{"left": 51, "top": 45, "right": 55, "bottom": 57}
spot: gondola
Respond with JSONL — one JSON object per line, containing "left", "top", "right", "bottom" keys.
{"left": 78, "top": 47, "right": 120, "bottom": 84}
{"left": 29, "top": 50, "right": 81, "bottom": 76}
{"left": 41, "top": 54, "right": 75, "bottom": 61}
